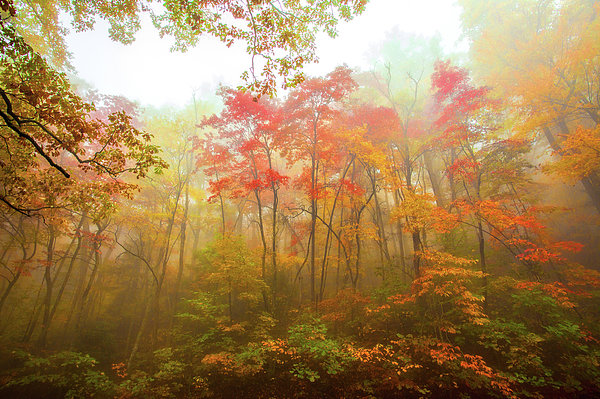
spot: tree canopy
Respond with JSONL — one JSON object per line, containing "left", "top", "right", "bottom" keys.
{"left": 1, "top": 1, "right": 600, "bottom": 398}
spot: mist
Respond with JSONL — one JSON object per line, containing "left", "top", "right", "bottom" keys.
{"left": 1, "top": 1, "right": 600, "bottom": 398}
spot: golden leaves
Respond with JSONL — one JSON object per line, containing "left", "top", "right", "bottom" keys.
{"left": 391, "top": 191, "right": 458, "bottom": 233}
{"left": 545, "top": 125, "right": 600, "bottom": 182}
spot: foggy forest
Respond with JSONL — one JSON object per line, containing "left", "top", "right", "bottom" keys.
{"left": 1, "top": 0, "right": 600, "bottom": 398}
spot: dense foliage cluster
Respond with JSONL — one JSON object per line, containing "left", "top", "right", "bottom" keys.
{"left": 1, "top": 0, "right": 600, "bottom": 398}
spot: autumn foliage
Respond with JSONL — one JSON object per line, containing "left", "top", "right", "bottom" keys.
{"left": 1, "top": 1, "right": 600, "bottom": 398}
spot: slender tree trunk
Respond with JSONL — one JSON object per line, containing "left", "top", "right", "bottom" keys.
{"left": 0, "top": 238, "right": 19, "bottom": 318}
{"left": 448, "top": 148, "right": 458, "bottom": 206}
{"left": 49, "top": 214, "right": 87, "bottom": 323}
{"left": 271, "top": 188, "right": 279, "bottom": 307}
{"left": 74, "top": 223, "right": 109, "bottom": 330}
{"left": 22, "top": 284, "right": 43, "bottom": 343}
{"left": 336, "top": 206, "right": 344, "bottom": 294}
{"left": 424, "top": 151, "right": 444, "bottom": 208}
{"left": 219, "top": 193, "right": 226, "bottom": 235}
{"left": 172, "top": 183, "right": 189, "bottom": 313}
{"left": 353, "top": 229, "right": 361, "bottom": 291}
{"left": 478, "top": 220, "right": 488, "bottom": 309}
{"left": 318, "top": 158, "right": 354, "bottom": 301}
{"left": 254, "top": 190, "right": 269, "bottom": 311}
{"left": 263, "top": 148, "right": 280, "bottom": 308}
{"left": 350, "top": 188, "right": 375, "bottom": 291}
{"left": 411, "top": 231, "right": 422, "bottom": 279}
{"left": 310, "top": 155, "right": 318, "bottom": 308}
{"left": 64, "top": 218, "right": 92, "bottom": 334}
{"left": 129, "top": 186, "right": 181, "bottom": 365}
{"left": 372, "top": 186, "right": 391, "bottom": 281}
{"left": 37, "top": 228, "right": 56, "bottom": 348}
{"left": 393, "top": 190, "right": 407, "bottom": 281}
{"left": 0, "top": 218, "right": 35, "bottom": 322}
{"left": 0, "top": 234, "right": 15, "bottom": 264}
{"left": 0, "top": 268, "right": 20, "bottom": 320}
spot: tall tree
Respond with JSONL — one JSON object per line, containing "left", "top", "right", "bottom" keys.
{"left": 281, "top": 66, "right": 356, "bottom": 305}
{"left": 199, "top": 88, "right": 287, "bottom": 308}
{"left": 0, "top": 22, "right": 166, "bottom": 215}
{"left": 459, "top": 0, "right": 600, "bottom": 212}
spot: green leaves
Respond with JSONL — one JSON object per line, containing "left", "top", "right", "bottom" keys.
{"left": 0, "top": 22, "right": 166, "bottom": 215}
{"left": 286, "top": 315, "right": 352, "bottom": 379}
{"left": 198, "top": 234, "right": 266, "bottom": 303}
{"left": 3, "top": 351, "right": 115, "bottom": 399}
{"left": 9, "top": 0, "right": 366, "bottom": 97}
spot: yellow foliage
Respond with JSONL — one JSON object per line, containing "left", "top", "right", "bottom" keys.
{"left": 545, "top": 125, "right": 600, "bottom": 182}
{"left": 391, "top": 191, "right": 458, "bottom": 233}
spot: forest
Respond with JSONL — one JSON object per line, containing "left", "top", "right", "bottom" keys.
{"left": 1, "top": 0, "right": 600, "bottom": 398}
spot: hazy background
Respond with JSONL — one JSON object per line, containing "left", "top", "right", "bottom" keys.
{"left": 66, "top": 0, "right": 467, "bottom": 107}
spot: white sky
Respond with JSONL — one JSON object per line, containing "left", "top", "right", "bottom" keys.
{"left": 66, "top": 0, "right": 465, "bottom": 108}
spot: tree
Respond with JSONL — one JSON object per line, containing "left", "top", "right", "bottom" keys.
{"left": 430, "top": 60, "right": 583, "bottom": 286}
{"left": 199, "top": 88, "right": 287, "bottom": 308}
{"left": 459, "top": 0, "right": 600, "bottom": 212}
{"left": 0, "top": 22, "right": 166, "bottom": 215}
{"left": 334, "top": 103, "right": 396, "bottom": 289}
{"left": 430, "top": 59, "right": 500, "bottom": 300}
{"left": 280, "top": 66, "right": 357, "bottom": 304}
{"left": 1, "top": 0, "right": 367, "bottom": 215}
{"left": 198, "top": 235, "right": 266, "bottom": 323}
{"left": 5, "top": 0, "right": 367, "bottom": 96}
{"left": 360, "top": 33, "right": 446, "bottom": 280}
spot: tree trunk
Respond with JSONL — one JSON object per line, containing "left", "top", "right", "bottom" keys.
{"left": 254, "top": 189, "right": 269, "bottom": 312}
{"left": 411, "top": 231, "right": 422, "bottom": 279}
{"left": 478, "top": 220, "right": 488, "bottom": 309}
{"left": 310, "top": 156, "right": 318, "bottom": 308}
{"left": 172, "top": 182, "right": 189, "bottom": 315}
{"left": 424, "top": 150, "right": 444, "bottom": 208}
{"left": 37, "top": 228, "right": 56, "bottom": 348}
{"left": 271, "top": 188, "right": 279, "bottom": 308}
{"left": 49, "top": 214, "right": 87, "bottom": 323}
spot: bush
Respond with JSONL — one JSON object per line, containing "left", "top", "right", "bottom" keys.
{"left": 1, "top": 350, "right": 115, "bottom": 399}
